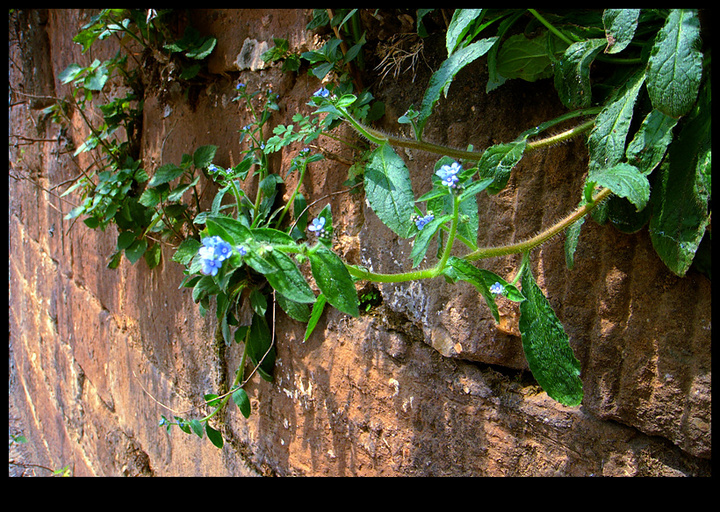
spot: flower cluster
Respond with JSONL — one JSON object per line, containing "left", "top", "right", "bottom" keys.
{"left": 413, "top": 212, "right": 435, "bottom": 230}
{"left": 436, "top": 161, "right": 462, "bottom": 188}
{"left": 308, "top": 216, "right": 330, "bottom": 240}
{"left": 199, "top": 236, "right": 233, "bottom": 276}
{"left": 489, "top": 282, "right": 504, "bottom": 296}
{"left": 314, "top": 87, "right": 330, "bottom": 98}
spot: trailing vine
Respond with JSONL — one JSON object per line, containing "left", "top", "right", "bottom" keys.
{"left": 47, "top": 9, "right": 709, "bottom": 449}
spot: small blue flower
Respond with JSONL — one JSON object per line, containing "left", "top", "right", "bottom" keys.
{"left": 236, "top": 82, "right": 246, "bottom": 90}
{"left": 436, "top": 161, "right": 462, "bottom": 188}
{"left": 490, "top": 282, "right": 504, "bottom": 296}
{"left": 313, "top": 87, "right": 330, "bottom": 98}
{"left": 414, "top": 213, "right": 435, "bottom": 230}
{"left": 207, "top": 164, "right": 219, "bottom": 173}
{"left": 237, "top": 245, "right": 248, "bottom": 256}
{"left": 199, "top": 236, "right": 234, "bottom": 276}
{"left": 308, "top": 217, "right": 326, "bottom": 232}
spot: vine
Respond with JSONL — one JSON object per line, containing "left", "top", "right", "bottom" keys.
{"left": 47, "top": 9, "right": 709, "bottom": 449}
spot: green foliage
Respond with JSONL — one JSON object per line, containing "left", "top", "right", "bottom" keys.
{"left": 54, "top": 9, "right": 709, "bottom": 450}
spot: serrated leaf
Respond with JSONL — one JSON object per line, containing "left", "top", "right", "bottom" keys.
{"left": 587, "top": 70, "right": 645, "bottom": 172}
{"left": 364, "top": 143, "right": 416, "bottom": 238}
{"left": 646, "top": 9, "right": 703, "bottom": 118}
{"left": 417, "top": 37, "right": 497, "bottom": 137}
{"left": 148, "top": 163, "right": 184, "bottom": 187}
{"left": 193, "top": 145, "right": 218, "bottom": 169}
{"left": 308, "top": 246, "right": 359, "bottom": 317}
{"left": 232, "top": 388, "right": 252, "bottom": 418}
{"left": 518, "top": 260, "right": 583, "bottom": 407}
{"left": 553, "top": 38, "right": 606, "bottom": 109}
{"left": 588, "top": 163, "right": 649, "bottom": 211}
{"left": 602, "top": 9, "right": 640, "bottom": 54}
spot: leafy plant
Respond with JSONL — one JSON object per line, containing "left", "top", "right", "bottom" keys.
{"left": 52, "top": 9, "right": 709, "bottom": 448}
{"left": 54, "top": 9, "right": 218, "bottom": 269}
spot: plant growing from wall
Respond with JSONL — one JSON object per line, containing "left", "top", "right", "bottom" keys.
{"left": 51, "top": 9, "right": 709, "bottom": 449}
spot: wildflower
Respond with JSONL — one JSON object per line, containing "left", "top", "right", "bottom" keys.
{"left": 236, "top": 82, "right": 246, "bottom": 90}
{"left": 490, "top": 282, "right": 504, "bottom": 296}
{"left": 207, "top": 164, "right": 219, "bottom": 173}
{"left": 308, "top": 216, "right": 326, "bottom": 233}
{"left": 199, "top": 236, "right": 233, "bottom": 276}
{"left": 237, "top": 245, "right": 248, "bottom": 256}
{"left": 436, "top": 161, "right": 462, "bottom": 188}
{"left": 414, "top": 213, "right": 435, "bottom": 230}
{"left": 313, "top": 87, "right": 330, "bottom": 98}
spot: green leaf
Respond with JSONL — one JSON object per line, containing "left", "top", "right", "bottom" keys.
{"left": 116, "top": 230, "right": 136, "bottom": 251}
{"left": 364, "top": 143, "right": 416, "bottom": 238}
{"left": 304, "top": 293, "right": 327, "bottom": 342}
{"left": 587, "top": 70, "right": 645, "bottom": 172}
{"left": 446, "top": 9, "right": 484, "bottom": 55}
{"left": 646, "top": 9, "right": 703, "bottom": 118}
{"left": 496, "top": 31, "right": 560, "bottom": 83}
{"left": 417, "top": 37, "right": 497, "bottom": 137}
{"left": 588, "top": 163, "right": 650, "bottom": 211}
{"left": 144, "top": 242, "right": 162, "bottom": 269}
{"left": 205, "top": 423, "right": 224, "bottom": 448}
{"left": 193, "top": 145, "right": 218, "bottom": 169}
{"left": 649, "top": 80, "right": 711, "bottom": 276}
{"left": 186, "top": 37, "right": 217, "bottom": 60}
{"left": 189, "top": 419, "right": 204, "bottom": 438}
{"left": 124, "top": 238, "right": 148, "bottom": 265}
{"left": 245, "top": 248, "right": 315, "bottom": 304}
{"left": 232, "top": 388, "right": 252, "bottom": 418}
{"left": 148, "top": 163, "right": 185, "bottom": 187}
{"left": 247, "top": 313, "right": 275, "bottom": 382}
{"left": 59, "top": 63, "right": 83, "bottom": 84}
{"left": 309, "top": 246, "right": 359, "bottom": 317}
{"left": 564, "top": 213, "right": 585, "bottom": 271}
{"left": 275, "top": 292, "right": 311, "bottom": 323}
{"left": 206, "top": 215, "right": 252, "bottom": 246}
{"left": 518, "top": 259, "right": 583, "bottom": 407}
{"left": 553, "top": 38, "right": 606, "bottom": 109}
{"left": 476, "top": 139, "right": 527, "bottom": 194}
{"left": 447, "top": 257, "right": 524, "bottom": 324}
{"left": 602, "top": 9, "right": 640, "bottom": 54}
{"left": 411, "top": 214, "right": 452, "bottom": 268}
{"left": 625, "top": 109, "right": 679, "bottom": 175}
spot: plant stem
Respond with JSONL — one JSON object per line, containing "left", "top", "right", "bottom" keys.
{"left": 436, "top": 193, "right": 460, "bottom": 271}
{"left": 527, "top": 9, "right": 575, "bottom": 46}
{"left": 345, "top": 187, "right": 612, "bottom": 283}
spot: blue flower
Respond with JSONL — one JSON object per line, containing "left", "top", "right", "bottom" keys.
{"left": 236, "top": 82, "right": 245, "bottom": 89}
{"left": 490, "top": 282, "right": 504, "bottom": 296}
{"left": 414, "top": 213, "right": 435, "bottom": 230}
{"left": 199, "top": 236, "right": 234, "bottom": 276}
{"left": 207, "top": 164, "right": 219, "bottom": 173}
{"left": 237, "top": 245, "right": 248, "bottom": 256}
{"left": 308, "top": 216, "right": 326, "bottom": 232}
{"left": 436, "top": 161, "right": 462, "bottom": 188}
{"left": 313, "top": 87, "right": 330, "bottom": 98}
